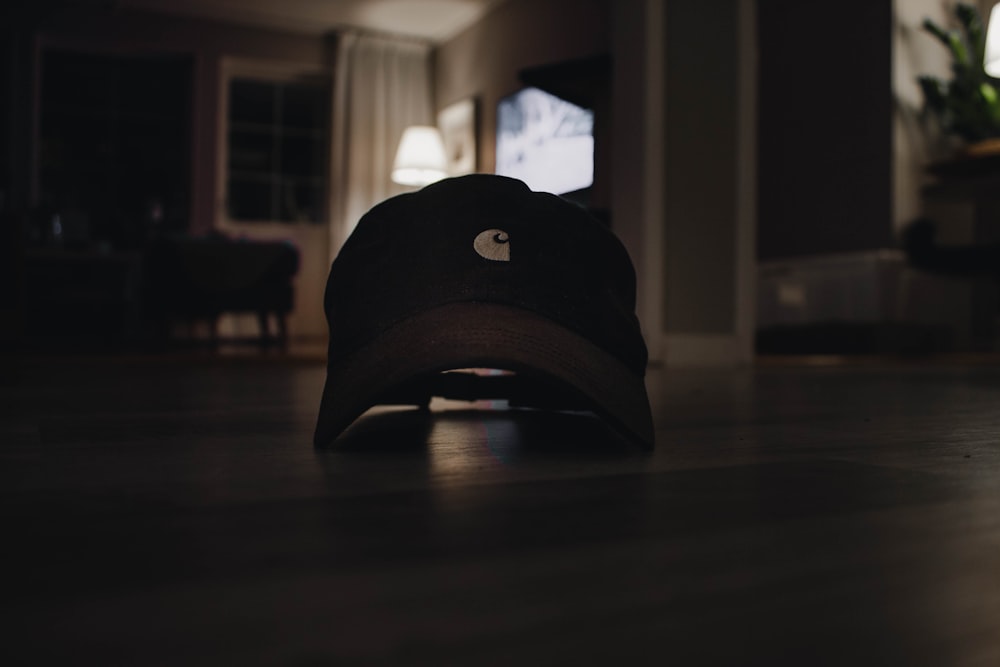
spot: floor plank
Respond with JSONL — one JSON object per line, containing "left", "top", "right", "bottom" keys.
{"left": 2, "top": 355, "right": 999, "bottom": 665}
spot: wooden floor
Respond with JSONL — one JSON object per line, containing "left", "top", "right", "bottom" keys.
{"left": 3, "top": 352, "right": 1000, "bottom": 665}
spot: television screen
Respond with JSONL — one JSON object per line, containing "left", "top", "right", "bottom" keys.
{"left": 495, "top": 86, "right": 594, "bottom": 195}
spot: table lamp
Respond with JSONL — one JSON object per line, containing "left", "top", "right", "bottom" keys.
{"left": 391, "top": 125, "right": 448, "bottom": 186}
{"left": 985, "top": 3, "right": 1000, "bottom": 76}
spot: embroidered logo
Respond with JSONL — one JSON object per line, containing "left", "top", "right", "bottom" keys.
{"left": 473, "top": 229, "right": 511, "bottom": 262}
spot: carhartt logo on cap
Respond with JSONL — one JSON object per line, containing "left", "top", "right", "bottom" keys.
{"left": 473, "top": 229, "right": 510, "bottom": 262}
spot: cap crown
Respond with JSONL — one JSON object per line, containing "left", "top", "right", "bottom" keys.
{"left": 325, "top": 175, "right": 647, "bottom": 375}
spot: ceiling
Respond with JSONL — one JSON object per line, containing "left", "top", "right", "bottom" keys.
{"left": 119, "top": 0, "right": 506, "bottom": 42}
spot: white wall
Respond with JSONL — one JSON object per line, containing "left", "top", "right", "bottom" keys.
{"left": 658, "top": 0, "right": 757, "bottom": 366}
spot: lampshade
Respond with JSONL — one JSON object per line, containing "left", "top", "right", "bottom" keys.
{"left": 392, "top": 125, "right": 448, "bottom": 186}
{"left": 986, "top": 3, "right": 1000, "bottom": 77}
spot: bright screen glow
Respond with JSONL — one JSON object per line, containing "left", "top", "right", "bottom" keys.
{"left": 495, "top": 87, "right": 594, "bottom": 195}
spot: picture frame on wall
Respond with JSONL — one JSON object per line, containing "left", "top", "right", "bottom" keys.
{"left": 437, "top": 97, "right": 477, "bottom": 176}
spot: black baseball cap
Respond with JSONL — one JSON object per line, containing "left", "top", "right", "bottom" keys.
{"left": 314, "top": 174, "right": 654, "bottom": 448}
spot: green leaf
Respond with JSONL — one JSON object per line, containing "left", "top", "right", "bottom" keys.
{"left": 917, "top": 4, "right": 1000, "bottom": 142}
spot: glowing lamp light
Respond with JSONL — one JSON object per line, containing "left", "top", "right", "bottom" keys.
{"left": 985, "top": 3, "right": 1000, "bottom": 77}
{"left": 391, "top": 125, "right": 448, "bottom": 186}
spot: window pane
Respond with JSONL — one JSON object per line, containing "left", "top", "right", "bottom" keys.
{"left": 278, "top": 180, "right": 323, "bottom": 223}
{"left": 228, "top": 129, "right": 274, "bottom": 172}
{"left": 228, "top": 177, "right": 273, "bottom": 221}
{"left": 282, "top": 83, "right": 327, "bottom": 130}
{"left": 280, "top": 134, "right": 324, "bottom": 178}
{"left": 229, "top": 79, "right": 274, "bottom": 126}
{"left": 226, "top": 75, "right": 328, "bottom": 223}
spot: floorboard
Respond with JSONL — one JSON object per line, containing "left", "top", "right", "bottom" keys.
{"left": 2, "top": 354, "right": 999, "bottom": 665}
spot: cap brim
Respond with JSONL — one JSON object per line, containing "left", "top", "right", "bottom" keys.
{"left": 314, "top": 302, "right": 653, "bottom": 449}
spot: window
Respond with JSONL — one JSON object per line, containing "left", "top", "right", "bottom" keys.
{"left": 226, "top": 76, "right": 328, "bottom": 223}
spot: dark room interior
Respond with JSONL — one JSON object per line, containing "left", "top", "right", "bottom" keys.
{"left": 3, "top": 0, "right": 1000, "bottom": 664}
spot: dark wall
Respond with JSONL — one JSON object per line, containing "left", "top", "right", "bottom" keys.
{"left": 37, "top": 50, "right": 193, "bottom": 248}
{"left": 757, "top": 0, "right": 893, "bottom": 260}
{"left": 2, "top": 7, "right": 41, "bottom": 343}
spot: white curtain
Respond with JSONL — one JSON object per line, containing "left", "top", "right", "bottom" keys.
{"left": 329, "top": 31, "right": 434, "bottom": 260}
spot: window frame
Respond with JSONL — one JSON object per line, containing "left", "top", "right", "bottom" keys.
{"left": 218, "top": 59, "right": 331, "bottom": 226}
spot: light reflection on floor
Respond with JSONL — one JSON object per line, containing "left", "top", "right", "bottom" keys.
{"left": 426, "top": 396, "right": 521, "bottom": 471}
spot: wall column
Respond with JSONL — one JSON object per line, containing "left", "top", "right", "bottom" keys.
{"left": 618, "top": 0, "right": 757, "bottom": 366}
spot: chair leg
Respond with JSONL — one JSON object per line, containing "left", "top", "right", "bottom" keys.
{"left": 257, "top": 311, "right": 271, "bottom": 348}
{"left": 277, "top": 313, "right": 289, "bottom": 350}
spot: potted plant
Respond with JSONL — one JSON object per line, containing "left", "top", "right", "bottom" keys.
{"left": 918, "top": 2, "right": 1000, "bottom": 153}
